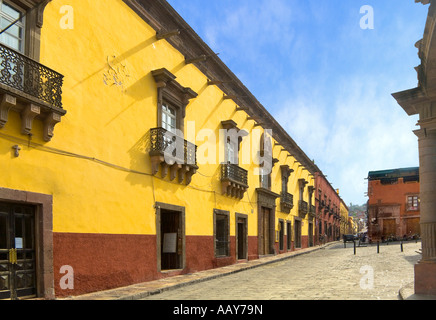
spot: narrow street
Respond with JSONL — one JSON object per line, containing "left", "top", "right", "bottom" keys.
{"left": 143, "top": 241, "right": 422, "bottom": 300}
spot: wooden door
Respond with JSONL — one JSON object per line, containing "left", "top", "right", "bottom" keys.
{"left": 161, "top": 210, "right": 181, "bottom": 270}
{"left": 294, "top": 220, "right": 302, "bottom": 248}
{"left": 405, "top": 218, "right": 420, "bottom": 236}
{"left": 0, "top": 203, "right": 36, "bottom": 300}
{"left": 262, "top": 208, "right": 271, "bottom": 255}
{"left": 308, "top": 222, "right": 313, "bottom": 247}
{"left": 237, "top": 218, "right": 247, "bottom": 260}
{"left": 382, "top": 219, "right": 396, "bottom": 238}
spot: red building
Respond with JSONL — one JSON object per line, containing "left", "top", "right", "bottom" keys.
{"left": 367, "top": 167, "right": 420, "bottom": 242}
{"left": 314, "top": 172, "right": 341, "bottom": 244}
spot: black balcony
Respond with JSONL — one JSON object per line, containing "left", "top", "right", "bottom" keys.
{"left": 280, "top": 192, "right": 294, "bottom": 214}
{"left": 149, "top": 127, "right": 198, "bottom": 184}
{"left": 309, "top": 205, "right": 316, "bottom": 219}
{"left": 221, "top": 163, "right": 248, "bottom": 199}
{"left": 298, "top": 200, "right": 308, "bottom": 218}
{"left": 0, "top": 44, "right": 63, "bottom": 108}
{"left": 0, "top": 43, "right": 65, "bottom": 141}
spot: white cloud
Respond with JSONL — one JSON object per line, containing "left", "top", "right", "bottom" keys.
{"left": 273, "top": 72, "right": 419, "bottom": 205}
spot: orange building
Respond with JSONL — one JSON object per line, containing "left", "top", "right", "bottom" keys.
{"left": 367, "top": 167, "right": 420, "bottom": 242}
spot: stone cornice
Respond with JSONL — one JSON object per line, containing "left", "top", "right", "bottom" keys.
{"left": 392, "top": 87, "right": 427, "bottom": 116}
{"left": 123, "top": 0, "right": 320, "bottom": 175}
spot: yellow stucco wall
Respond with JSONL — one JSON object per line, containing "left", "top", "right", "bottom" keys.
{"left": 0, "top": 0, "right": 315, "bottom": 240}
{"left": 340, "top": 201, "right": 350, "bottom": 235}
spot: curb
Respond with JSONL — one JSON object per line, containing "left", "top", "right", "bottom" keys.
{"left": 399, "top": 282, "right": 436, "bottom": 300}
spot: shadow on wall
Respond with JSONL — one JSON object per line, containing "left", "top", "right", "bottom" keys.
{"left": 125, "top": 130, "right": 151, "bottom": 187}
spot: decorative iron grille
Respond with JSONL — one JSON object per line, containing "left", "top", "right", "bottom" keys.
{"left": 149, "top": 127, "right": 197, "bottom": 165}
{"left": 0, "top": 44, "right": 64, "bottom": 109}
{"left": 299, "top": 200, "right": 308, "bottom": 214}
{"left": 309, "top": 205, "right": 316, "bottom": 217}
{"left": 280, "top": 192, "right": 294, "bottom": 206}
{"left": 221, "top": 163, "right": 248, "bottom": 186}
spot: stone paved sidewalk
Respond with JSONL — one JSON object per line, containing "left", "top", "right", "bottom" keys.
{"left": 59, "top": 240, "right": 436, "bottom": 300}
{"left": 142, "top": 241, "right": 430, "bottom": 300}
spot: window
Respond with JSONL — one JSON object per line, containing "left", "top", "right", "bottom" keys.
{"left": 161, "top": 103, "right": 177, "bottom": 134}
{"left": 280, "top": 166, "right": 292, "bottom": 194}
{"left": 281, "top": 175, "right": 288, "bottom": 194}
{"left": 259, "top": 133, "right": 272, "bottom": 190}
{"left": 299, "top": 181, "right": 305, "bottom": 201}
{"left": 0, "top": 1, "right": 25, "bottom": 53}
{"left": 260, "top": 167, "right": 271, "bottom": 189}
{"left": 407, "top": 196, "right": 419, "bottom": 211}
{"left": 152, "top": 68, "right": 197, "bottom": 135}
{"left": 225, "top": 138, "right": 238, "bottom": 165}
{"left": 0, "top": 0, "right": 51, "bottom": 61}
{"left": 214, "top": 210, "right": 230, "bottom": 257}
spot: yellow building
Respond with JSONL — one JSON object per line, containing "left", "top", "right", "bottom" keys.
{"left": 339, "top": 199, "right": 350, "bottom": 236}
{"left": 0, "top": 0, "right": 327, "bottom": 299}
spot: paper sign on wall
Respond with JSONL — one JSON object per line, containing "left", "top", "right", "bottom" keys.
{"left": 15, "top": 237, "right": 23, "bottom": 249}
{"left": 163, "top": 233, "right": 177, "bottom": 253}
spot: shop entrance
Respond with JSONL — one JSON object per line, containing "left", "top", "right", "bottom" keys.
{"left": 0, "top": 203, "right": 36, "bottom": 300}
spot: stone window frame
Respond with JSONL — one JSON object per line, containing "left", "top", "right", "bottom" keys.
{"left": 213, "top": 209, "right": 230, "bottom": 258}
{"left": 294, "top": 216, "right": 302, "bottom": 248}
{"left": 220, "top": 120, "right": 248, "bottom": 166}
{"left": 235, "top": 212, "right": 248, "bottom": 260}
{"left": 280, "top": 165, "right": 293, "bottom": 194}
{"left": 286, "top": 220, "right": 292, "bottom": 250}
{"left": 406, "top": 194, "right": 420, "bottom": 212}
{"left": 155, "top": 202, "right": 186, "bottom": 273}
{"left": 0, "top": 186, "right": 54, "bottom": 299}
{"left": 259, "top": 133, "right": 276, "bottom": 190}
{"left": 151, "top": 68, "right": 197, "bottom": 134}
{"left": 4, "top": 0, "right": 51, "bottom": 62}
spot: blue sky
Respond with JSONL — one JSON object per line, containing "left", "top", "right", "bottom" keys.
{"left": 167, "top": 0, "right": 429, "bottom": 206}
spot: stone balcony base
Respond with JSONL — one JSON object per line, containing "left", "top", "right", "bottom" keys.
{"left": 221, "top": 178, "right": 248, "bottom": 199}
{"left": 0, "top": 91, "right": 66, "bottom": 142}
{"left": 150, "top": 154, "right": 198, "bottom": 185}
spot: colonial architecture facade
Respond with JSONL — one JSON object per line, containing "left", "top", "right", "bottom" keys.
{"left": 314, "top": 172, "right": 341, "bottom": 244}
{"left": 339, "top": 198, "right": 351, "bottom": 237}
{"left": 0, "top": 0, "right": 344, "bottom": 299}
{"left": 367, "top": 168, "right": 420, "bottom": 242}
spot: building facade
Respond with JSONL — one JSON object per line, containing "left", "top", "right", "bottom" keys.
{"left": 339, "top": 199, "right": 351, "bottom": 237}
{"left": 367, "top": 168, "right": 420, "bottom": 242}
{"left": 314, "top": 173, "right": 341, "bottom": 244}
{"left": 0, "top": 0, "right": 343, "bottom": 299}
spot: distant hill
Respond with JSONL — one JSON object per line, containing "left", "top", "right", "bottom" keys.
{"left": 348, "top": 203, "right": 367, "bottom": 219}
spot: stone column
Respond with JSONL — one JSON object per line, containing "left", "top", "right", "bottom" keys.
{"left": 414, "top": 118, "right": 436, "bottom": 295}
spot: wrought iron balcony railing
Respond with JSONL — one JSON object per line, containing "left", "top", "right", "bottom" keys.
{"left": 309, "top": 205, "right": 316, "bottom": 218}
{"left": 220, "top": 163, "right": 248, "bottom": 199}
{"left": 149, "top": 127, "right": 198, "bottom": 184}
{"left": 0, "top": 43, "right": 63, "bottom": 109}
{"left": 280, "top": 192, "right": 294, "bottom": 214}
{"left": 149, "top": 127, "right": 197, "bottom": 165}
{"left": 298, "top": 200, "right": 308, "bottom": 217}
{"left": 221, "top": 163, "right": 248, "bottom": 186}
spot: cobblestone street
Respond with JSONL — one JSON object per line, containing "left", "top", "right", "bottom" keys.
{"left": 143, "top": 241, "right": 422, "bottom": 300}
